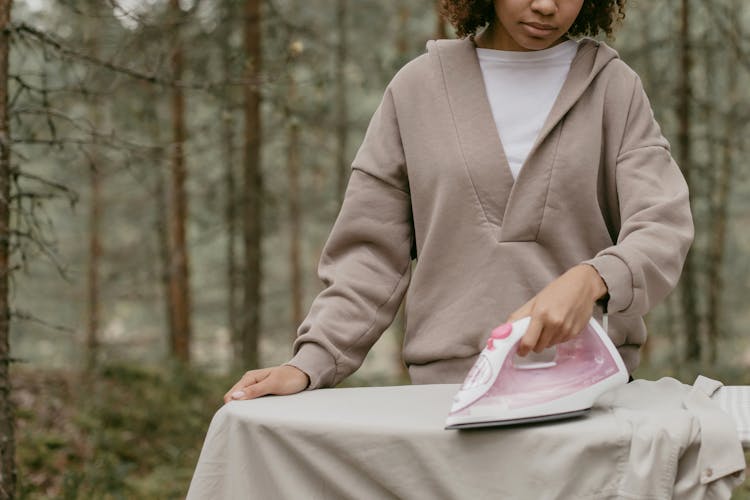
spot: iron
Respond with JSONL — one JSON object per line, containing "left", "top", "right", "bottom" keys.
{"left": 445, "top": 316, "right": 628, "bottom": 430}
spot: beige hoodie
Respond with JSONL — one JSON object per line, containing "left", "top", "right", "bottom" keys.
{"left": 285, "top": 37, "right": 694, "bottom": 389}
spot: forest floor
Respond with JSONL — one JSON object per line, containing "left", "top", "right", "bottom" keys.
{"left": 10, "top": 363, "right": 750, "bottom": 499}
{"left": 13, "top": 362, "right": 233, "bottom": 499}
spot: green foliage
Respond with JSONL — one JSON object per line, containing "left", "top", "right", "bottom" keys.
{"left": 13, "top": 363, "right": 233, "bottom": 499}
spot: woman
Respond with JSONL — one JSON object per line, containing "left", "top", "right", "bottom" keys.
{"left": 224, "top": 0, "right": 692, "bottom": 403}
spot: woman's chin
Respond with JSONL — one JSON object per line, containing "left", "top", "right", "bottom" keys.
{"left": 512, "top": 31, "right": 565, "bottom": 51}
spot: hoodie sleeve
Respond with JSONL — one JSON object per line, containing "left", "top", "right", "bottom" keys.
{"left": 283, "top": 86, "right": 415, "bottom": 389}
{"left": 581, "top": 74, "right": 694, "bottom": 317}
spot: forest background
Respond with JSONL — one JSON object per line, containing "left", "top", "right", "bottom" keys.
{"left": 1, "top": 0, "right": 749, "bottom": 498}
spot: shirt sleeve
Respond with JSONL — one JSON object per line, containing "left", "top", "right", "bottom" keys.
{"left": 581, "top": 74, "right": 694, "bottom": 317}
{"left": 283, "top": 86, "right": 415, "bottom": 389}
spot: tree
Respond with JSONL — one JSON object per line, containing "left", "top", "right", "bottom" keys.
{"left": 241, "top": 0, "right": 263, "bottom": 369}
{"left": 219, "top": 0, "right": 242, "bottom": 369}
{"left": 168, "top": 0, "right": 192, "bottom": 363}
{"left": 705, "top": 0, "right": 740, "bottom": 363}
{"left": 335, "top": 0, "right": 349, "bottom": 204}
{"left": 435, "top": 0, "right": 448, "bottom": 39}
{"left": 0, "top": 0, "right": 13, "bottom": 494}
{"left": 286, "top": 43, "right": 303, "bottom": 347}
{"left": 677, "top": 0, "right": 700, "bottom": 362}
{"left": 84, "top": 0, "right": 103, "bottom": 373}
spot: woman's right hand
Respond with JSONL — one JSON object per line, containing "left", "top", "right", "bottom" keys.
{"left": 223, "top": 365, "right": 310, "bottom": 404}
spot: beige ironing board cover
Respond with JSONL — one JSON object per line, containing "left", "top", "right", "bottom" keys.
{"left": 186, "top": 377, "right": 746, "bottom": 500}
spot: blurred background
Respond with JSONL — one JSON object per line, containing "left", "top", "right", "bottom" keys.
{"left": 2, "top": 0, "right": 750, "bottom": 497}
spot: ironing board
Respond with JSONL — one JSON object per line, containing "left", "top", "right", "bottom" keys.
{"left": 186, "top": 378, "right": 746, "bottom": 500}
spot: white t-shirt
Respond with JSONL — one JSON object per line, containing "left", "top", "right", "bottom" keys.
{"left": 476, "top": 39, "right": 579, "bottom": 180}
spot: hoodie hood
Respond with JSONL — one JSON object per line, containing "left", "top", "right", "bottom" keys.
{"left": 426, "top": 36, "right": 620, "bottom": 159}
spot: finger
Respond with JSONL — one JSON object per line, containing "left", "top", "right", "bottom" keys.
{"left": 545, "top": 317, "right": 585, "bottom": 348}
{"left": 224, "top": 384, "right": 244, "bottom": 403}
{"left": 533, "top": 326, "right": 554, "bottom": 353}
{"left": 236, "top": 378, "right": 274, "bottom": 400}
{"left": 517, "top": 315, "right": 543, "bottom": 357}
{"left": 242, "top": 368, "right": 272, "bottom": 387}
{"left": 224, "top": 377, "right": 251, "bottom": 403}
{"left": 570, "top": 317, "right": 589, "bottom": 340}
{"left": 224, "top": 368, "right": 272, "bottom": 402}
{"left": 507, "top": 301, "right": 533, "bottom": 323}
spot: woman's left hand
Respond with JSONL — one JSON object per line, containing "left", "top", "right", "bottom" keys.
{"left": 506, "top": 264, "right": 608, "bottom": 357}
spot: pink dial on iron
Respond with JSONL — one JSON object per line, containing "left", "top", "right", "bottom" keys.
{"left": 491, "top": 323, "right": 512, "bottom": 340}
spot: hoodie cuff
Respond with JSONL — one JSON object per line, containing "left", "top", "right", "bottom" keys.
{"left": 581, "top": 254, "right": 634, "bottom": 314}
{"left": 284, "top": 342, "right": 338, "bottom": 390}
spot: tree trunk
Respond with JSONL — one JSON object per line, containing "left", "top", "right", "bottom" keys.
{"left": 286, "top": 68, "right": 303, "bottom": 348}
{"left": 706, "top": 0, "right": 739, "bottom": 364}
{"left": 220, "top": 0, "right": 241, "bottom": 369}
{"left": 396, "top": 6, "right": 410, "bottom": 56}
{"left": 86, "top": 127, "right": 102, "bottom": 372}
{"left": 335, "top": 0, "right": 349, "bottom": 204}
{"left": 435, "top": 0, "right": 448, "bottom": 39}
{"left": 241, "top": 0, "right": 263, "bottom": 369}
{"left": 639, "top": 0, "right": 657, "bottom": 367}
{"left": 146, "top": 89, "right": 174, "bottom": 353}
{"left": 706, "top": 113, "right": 732, "bottom": 364}
{"left": 678, "top": 0, "right": 700, "bottom": 362}
{"left": 85, "top": 9, "right": 102, "bottom": 373}
{"left": 169, "top": 0, "right": 192, "bottom": 363}
{"left": 0, "top": 0, "right": 14, "bottom": 496}
{"left": 287, "top": 119, "right": 302, "bottom": 347}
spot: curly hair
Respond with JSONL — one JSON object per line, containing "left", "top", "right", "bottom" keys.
{"left": 439, "top": 0, "right": 627, "bottom": 39}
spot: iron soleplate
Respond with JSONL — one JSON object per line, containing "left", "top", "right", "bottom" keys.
{"left": 444, "top": 408, "right": 590, "bottom": 430}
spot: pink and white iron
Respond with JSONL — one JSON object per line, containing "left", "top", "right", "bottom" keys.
{"left": 445, "top": 316, "right": 628, "bottom": 429}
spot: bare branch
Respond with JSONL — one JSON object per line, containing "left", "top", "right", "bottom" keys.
{"left": 10, "top": 22, "right": 269, "bottom": 91}
{"left": 10, "top": 308, "right": 75, "bottom": 335}
{"left": 12, "top": 169, "right": 78, "bottom": 199}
